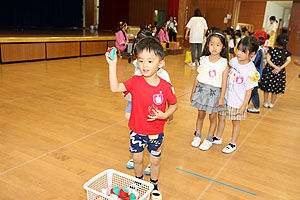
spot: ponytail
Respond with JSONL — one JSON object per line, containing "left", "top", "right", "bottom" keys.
{"left": 275, "top": 33, "right": 289, "bottom": 63}
{"left": 254, "top": 49, "right": 263, "bottom": 70}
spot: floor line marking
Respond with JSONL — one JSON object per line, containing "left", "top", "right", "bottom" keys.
{"left": 176, "top": 168, "right": 257, "bottom": 196}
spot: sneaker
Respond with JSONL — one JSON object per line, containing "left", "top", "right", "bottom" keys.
{"left": 188, "top": 62, "right": 196, "bottom": 67}
{"left": 199, "top": 139, "right": 213, "bottom": 150}
{"left": 212, "top": 136, "right": 222, "bottom": 144}
{"left": 269, "top": 103, "right": 274, "bottom": 108}
{"left": 191, "top": 137, "right": 201, "bottom": 147}
{"left": 152, "top": 189, "right": 162, "bottom": 200}
{"left": 126, "top": 159, "right": 134, "bottom": 169}
{"left": 263, "top": 102, "right": 269, "bottom": 108}
{"left": 247, "top": 108, "right": 260, "bottom": 113}
{"left": 144, "top": 164, "right": 151, "bottom": 175}
{"left": 222, "top": 143, "right": 236, "bottom": 154}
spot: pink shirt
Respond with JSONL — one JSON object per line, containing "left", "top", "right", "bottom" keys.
{"left": 115, "top": 30, "right": 128, "bottom": 51}
{"left": 158, "top": 29, "right": 169, "bottom": 43}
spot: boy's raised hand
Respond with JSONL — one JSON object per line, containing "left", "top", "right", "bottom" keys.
{"left": 105, "top": 47, "right": 118, "bottom": 66}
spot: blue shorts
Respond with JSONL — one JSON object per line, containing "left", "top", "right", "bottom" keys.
{"left": 129, "top": 131, "right": 164, "bottom": 157}
{"left": 125, "top": 101, "right": 132, "bottom": 113}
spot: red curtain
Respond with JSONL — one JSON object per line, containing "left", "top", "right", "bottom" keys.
{"left": 167, "top": 0, "right": 179, "bottom": 19}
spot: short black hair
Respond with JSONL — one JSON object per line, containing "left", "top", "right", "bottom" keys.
{"left": 237, "top": 36, "right": 259, "bottom": 54}
{"left": 134, "top": 37, "right": 165, "bottom": 60}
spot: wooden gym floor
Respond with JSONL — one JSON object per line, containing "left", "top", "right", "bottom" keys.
{"left": 0, "top": 53, "right": 299, "bottom": 200}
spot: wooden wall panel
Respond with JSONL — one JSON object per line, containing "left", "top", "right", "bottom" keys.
{"left": 238, "top": 1, "right": 266, "bottom": 32}
{"left": 46, "top": 42, "right": 80, "bottom": 59}
{"left": 0, "top": 43, "right": 45, "bottom": 63}
{"left": 185, "top": 0, "right": 235, "bottom": 31}
{"left": 129, "top": 0, "right": 169, "bottom": 28}
{"left": 81, "top": 41, "right": 106, "bottom": 56}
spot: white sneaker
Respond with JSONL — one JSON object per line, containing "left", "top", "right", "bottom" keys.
{"left": 269, "top": 103, "right": 274, "bottom": 108}
{"left": 191, "top": 137, "right": 201, "bottom": 147}
{"left": 126, "top": 159, "right": 134, "bottom": 169}
{"left": 188, "top": 62, "right": 196, "bottom": 67}
{"left": 222, "top": 143, "right": 236, "bottom": 154}
{"left": 263, "top": 102, "right": 269, "bottom": 108}
{"left": 212, "top": 136, "right": 222, "bottom": 144}
{"left": 199, "top": 139, "right": 213, "bottom": 150}
{"left": 144, "top": 164, "right": 150, "bottom": 175}
{"left": 152, "top": 189, "right": 162, "bottom": 200}
{"left": 247, "top": 108, "right": 260, "bottom": 113}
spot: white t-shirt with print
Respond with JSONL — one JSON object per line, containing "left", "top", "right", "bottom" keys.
{"left": 197, "top": 56, "right": 228, "bottom": 88}
{"left": 186, "top": 17, "right": 208, "bottom": 43}
{"left": 225, "top": 57, "right": 258, "bottom": 108}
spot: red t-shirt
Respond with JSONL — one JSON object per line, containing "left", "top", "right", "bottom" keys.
{"left": 123, "top": 76, "right": 177, "bottom": 135}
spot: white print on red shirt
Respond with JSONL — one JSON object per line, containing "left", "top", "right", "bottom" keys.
{"left": 209, "top": 70, "right": 216, "bottom": 77}
{"left": 153, "top": 91, "right": 164, "bottom": 105}
{"left": 148, "top": 104, "right": 158, "bottom": 116}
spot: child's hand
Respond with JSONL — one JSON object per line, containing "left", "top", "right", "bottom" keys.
{"left": 272, "top": 67, "right": 281, "bottom": 74}
{"left": 105, "top": 50, "right": 117, "bottom": 66}
{"left": 238, "top": 105, "right": 246, "bottom": 115}
{"left": 147, "top": 108, "right": 167, "bottom": 121}
{"left": 167, "top": 114, "right": 174, "bottom": 124}
{"left": 216, "top": 99, "right": 224, "bottom": 108}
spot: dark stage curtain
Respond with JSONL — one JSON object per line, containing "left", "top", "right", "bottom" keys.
{"left": 99, "top": 0, "right": 129, "bottom": 31}
{"left": 0, "top": 0, "right": 83, "bottom": 28}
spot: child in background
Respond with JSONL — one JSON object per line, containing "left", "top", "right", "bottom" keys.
{"left": 241, "top": 27, "right": 249, "bottom": 39}
{"left": 247, "top": 31, "right": 268, "bottom": 113}
{"left": 158, "top": 24, "right": 170, "bottom": 48}
{"left": 190, "top": 31, "right": 229, "bottom": 150}
{"left": 152, "top": 26, "right": 158, "bottom": 36}
{"left": 213, "top": 37, "right": 259, "bottom": 153}
{"left": 260, "top": 34, "right": 292, "bottom": 108}
{"left": 125, "top": 29, "right": 173, "bottom": 176}
{"left": 115, "top": 22, "right": 129, "bottom": 58}
{"left": 106, "top": 37, "right": 178, "bottom": 199}
{"left": 228, "top": 31, "right": 236, "bottom": 60}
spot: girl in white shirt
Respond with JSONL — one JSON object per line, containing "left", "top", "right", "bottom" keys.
{"left": 190, "top": 31, "right": 229, "bottom": 150}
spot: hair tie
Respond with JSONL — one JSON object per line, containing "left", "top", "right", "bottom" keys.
{"left": 120, "top": 21, "right": 123, "bottom": 25}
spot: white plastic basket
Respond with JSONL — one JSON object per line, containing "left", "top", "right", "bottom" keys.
{"left": 83, "top": 169, "right": 154, "bottom": 200}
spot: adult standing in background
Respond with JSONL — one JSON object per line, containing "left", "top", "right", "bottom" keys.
{"left": 265, "top": 16, "right": 277, "bottom": 47}
{"left": 185, "top": 8, "right": 208, "bottom": 67}
{"left": 166, "top": 15, "right": 177, "bottom": 42}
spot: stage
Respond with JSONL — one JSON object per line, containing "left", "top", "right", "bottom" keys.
{"left": 0, "top": 28, "right": 132, "bottom": 63}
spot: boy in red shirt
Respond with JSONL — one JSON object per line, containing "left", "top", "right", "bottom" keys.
{"left": 106, "top": 37, "right": 177, "bottom": 200}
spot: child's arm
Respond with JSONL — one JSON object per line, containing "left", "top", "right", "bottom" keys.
{"left": 238, "top": 89, "right": 252, "bottom": 114}
{"left": 147, "top": 103, "right": 178, "bottom": 122}
{"left": 190, "top": 73, "right": 198, "bottom": 102}
{"left": 217, "top": 66, "right": 229, "bottom": 108}
{"left": 105, "top": 52, "right": 127, "bottom": 92}
{"left": 273, "top": 56, "right": 291, "bottom": 74}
